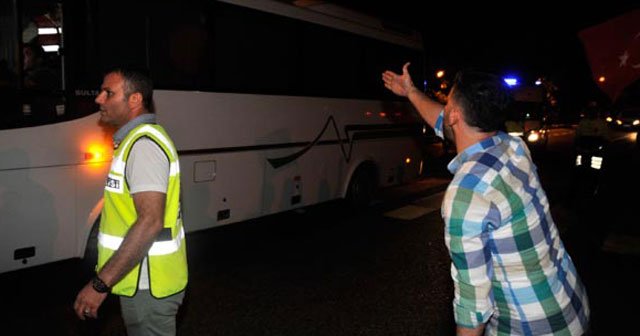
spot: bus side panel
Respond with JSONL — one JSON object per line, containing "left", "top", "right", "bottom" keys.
{"left": 157, "top": 90, "right": 422, "bottom": 233}
{"left": 261, "top": 144, "right": 346, "bottom": 211}
{"left": 0, "top": 166, "right": 75, "bottom": 272}
{"left": 180, "top": 152, "right": 264, "bottom": 232}
{"left": 74, "top": 163, "right": 111, "bottom": 257}
{"left": 181, "top": 145, "right": 348, "bottom": 232}
{"left": 0, "top": 114, "right": 112, "bottom": 274}
{"left": 368, "top": 137, "right": 422, "bottom": 188}
{"left": 292, "top": 144, "right": 346, "bottom": 205}
{"left": 336, "top": 137, "right": 422, "bottom": 199}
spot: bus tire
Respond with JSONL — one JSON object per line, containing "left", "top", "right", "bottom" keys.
{"left": 82, "top": 218, "right": 100, "bottom": 276}
{"left": 346, "top": 164, "right": 376, "bottom": 210}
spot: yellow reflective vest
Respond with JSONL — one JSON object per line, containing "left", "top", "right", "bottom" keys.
{"left": 98, "top": 123, "right": 187, "bottom": 298}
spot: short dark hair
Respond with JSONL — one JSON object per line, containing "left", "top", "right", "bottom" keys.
{"left": 451, "top": 70, "right": 512, "bottom": 132}
{"left": 109, "top": 67, "right": 153, "bottom": 111}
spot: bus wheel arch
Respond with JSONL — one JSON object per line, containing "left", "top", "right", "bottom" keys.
{"left": 82, "top": 216, "right": 100, "bottom": 276}
{"left": 345, "top": 161, "right": 378, "bottom": 209}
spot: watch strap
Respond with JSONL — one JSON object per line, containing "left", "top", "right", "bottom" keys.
{"left": 92, "top": 275, "right": 111, "bottom": 293}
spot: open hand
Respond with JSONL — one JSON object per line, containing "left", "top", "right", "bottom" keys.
{"left": 382, "top": 62, "right": 416, "bottom": 97}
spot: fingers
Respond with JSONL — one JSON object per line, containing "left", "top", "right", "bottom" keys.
{"left": 74, "top": 285, "right": 98, "bottom": 320}
{"left": 84, "top": 307, "right": 96, "bottom": 319}
{"left": 402, "top": 62, "right": 411, "bottom": 75}
{"left": 74, "top": 304, "right": 95, "bottom": 320}
{"left": 382, "top": 65, "right": 413, "bottom": 97}
{"left": 74, "top": 299, "right": 88, "bottom": 320}
{"left": 74, "top": 304, "right": 87, "bottom": 320}
{"left": 73, "top": 297, "right": 82, "bottom": 319}
{"left": 381, "top": 71, "right": 394, "bottom": 82}
{"left": 382, "top": 63, "right": 410, "bottom": 83}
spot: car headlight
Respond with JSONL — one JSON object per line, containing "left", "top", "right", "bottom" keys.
{"left": 527, "top": 131, "right": 540, "bottom": 143}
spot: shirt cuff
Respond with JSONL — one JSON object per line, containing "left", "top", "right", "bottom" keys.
{"left": 453, "top": 302, "right": 493, "bottom": 328}
{"left": 434, "top": 109, "right": 445, "bottom": 139}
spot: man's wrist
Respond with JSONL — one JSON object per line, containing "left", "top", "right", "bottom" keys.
{"left": 91, "top": 275, "right": 111, "bottom": 293}
{"left": 407, "top": 86, "right": 420, "bottom": 97}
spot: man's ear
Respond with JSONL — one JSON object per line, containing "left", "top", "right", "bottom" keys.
{"left": 448, "top": 107, "right": 461, "bottom": 126}
{"left": 128, "top": 92, "right": 143, "bottom": 109}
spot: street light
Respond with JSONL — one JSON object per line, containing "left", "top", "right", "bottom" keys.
{"left": 436, "top": 70, "right": 445, "bottom": 78}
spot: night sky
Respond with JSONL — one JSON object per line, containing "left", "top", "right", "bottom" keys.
{"left": 332, "top": 0, "right": 639, "bottom": 110}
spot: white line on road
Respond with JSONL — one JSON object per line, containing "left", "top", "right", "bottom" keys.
{"left": 384, "top": 192, "right": 445, "bottom": 220}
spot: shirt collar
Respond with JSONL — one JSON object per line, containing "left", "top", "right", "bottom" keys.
{"left": 447, "top": 131, "right": 508, "bottom": 174}
{"left": 113, "top": 114, "right": 156, "bottom": 147}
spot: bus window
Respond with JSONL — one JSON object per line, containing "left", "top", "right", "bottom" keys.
{"left": 20, "top": 1, "right": 65, "bottom": 127}
{"left": 22, "top": 41, "right": 60, "bottom": 91}
{"left": 0, "top": 1, "right": 19, "bottom": 129}
{"left": 21, "top": 0, "right": 63, "bottom": 89}
{"left": 0, "top": 0, "right": 65, "bottom": 130}
{"left": 0, "top": 0, "right": 18, "bottom": 89}
{"left": 300, "top": 22, "right": 361, "bottom": 98}
{"left": 149, "top": 1, "right": 212, "bottom": 90}
{"left": 209, "top": 2, "right": 300, "bottom": 95}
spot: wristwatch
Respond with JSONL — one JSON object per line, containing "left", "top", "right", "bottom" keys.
{"left": 91, "top": 276, "right": 111, "bottom": 293}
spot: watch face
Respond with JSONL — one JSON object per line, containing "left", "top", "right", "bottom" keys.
{"left": 92, "top": 276, "right": 110, "bottom": 293}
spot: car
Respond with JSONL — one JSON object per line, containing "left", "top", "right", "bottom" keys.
{"left": 609, "top": 79, "right": 640, "bottom": 131}
{"left": 612, "top": 106, "right": 640, "bottom": 131}
{"left": 504, "top": 100, "right": 550, "bottom": 150}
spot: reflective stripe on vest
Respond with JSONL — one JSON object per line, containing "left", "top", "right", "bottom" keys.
{"left": 98, "top": 224, "right": 185, "bottom": 256}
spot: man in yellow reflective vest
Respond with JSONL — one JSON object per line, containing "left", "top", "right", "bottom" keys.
{"left": 74, "top": 67, "right": 187, "bottom": 336}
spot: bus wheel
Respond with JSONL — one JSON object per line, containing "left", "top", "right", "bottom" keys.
{"left": 82, "top": 218, "right": 100, "bottom": 276}
{"left": 346, "top": 165, "right": 375, "bottom": 210}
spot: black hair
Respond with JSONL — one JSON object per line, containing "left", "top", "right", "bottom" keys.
{"left": 108, "top": 67, "right": 154, "bottom": 112}
{"left": 451, "top": 70, "right": 512, "bottom": 132}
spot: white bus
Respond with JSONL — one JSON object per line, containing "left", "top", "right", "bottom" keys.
{"left": 0, "top": 0, "right": 428, "bottom": 274}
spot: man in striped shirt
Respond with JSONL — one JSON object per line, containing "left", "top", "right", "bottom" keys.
{"left": 382, "top": 63, "right": 589, "bottom": 335}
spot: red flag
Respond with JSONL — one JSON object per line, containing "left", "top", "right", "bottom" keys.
{"left": 578, "top": 9, "right": 640, "bottom": 101}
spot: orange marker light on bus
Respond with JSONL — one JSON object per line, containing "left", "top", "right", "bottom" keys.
{"left": 84, "top": 144, "right": 109, "bottom": 162}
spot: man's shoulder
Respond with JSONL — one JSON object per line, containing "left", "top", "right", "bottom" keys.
{"left": 456, "top": 140, "right": 526, "bottom": 186}
{"left": 462, "top": 148, "right": 510, "bottom": 175}
{"left": 130, "top": 137, "right": 167, "bottom": 159}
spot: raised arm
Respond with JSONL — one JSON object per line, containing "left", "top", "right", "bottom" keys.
{"left": 382, "top": 62, "right": 444, "bottom": 128}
